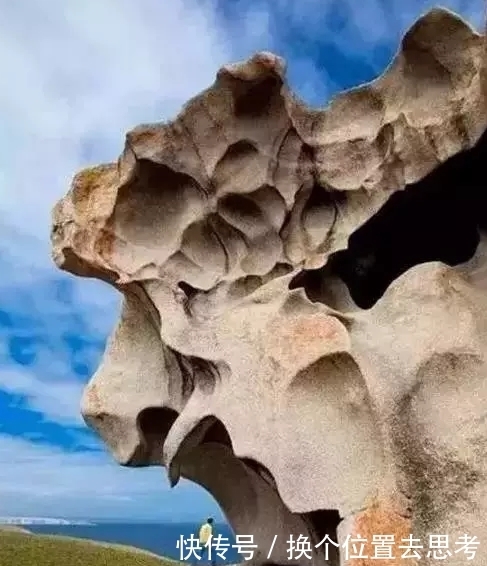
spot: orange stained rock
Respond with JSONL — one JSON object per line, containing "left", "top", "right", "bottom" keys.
{"left": 343, "top": 499, "right": 416, "bottom": 566}
{"left": 267, "top": 313, "right": 350, "bottom": 372}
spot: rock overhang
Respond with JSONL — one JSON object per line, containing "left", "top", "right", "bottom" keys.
{"left": 51, "top": 7, "right": 487, "bottom": 566}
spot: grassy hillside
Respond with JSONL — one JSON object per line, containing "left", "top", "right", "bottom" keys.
{"left": 0, "top": 529, "right": 179, "bottom": 566}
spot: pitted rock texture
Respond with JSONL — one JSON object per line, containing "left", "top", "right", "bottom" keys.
{"left": 52, "top": 8, "right": 487, "bottom": 566}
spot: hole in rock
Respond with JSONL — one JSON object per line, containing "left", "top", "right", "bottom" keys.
{"left": 177, "top": 280, "right": 199, "bottom": 301}
{"left": 290, "top": 125, "right": 487, "bottom": 309}
{"left": 234, "top": 76, "right": 282, "bottom": 117}
{"left": 136, "top": 158, "right": 201, "bottom": 192}
{"left": 137, "top": 406, "right": 179, "bottom": 446}
{"left": 178, "top": 417, "right": 342, "bottom": 565}
{"left": 128, "top": 407, "right": 179, "bottom": 465}
{"left": 303, "top": 509, "right": 342, "bottom": 565}
{"left": 237, "top": 459, "right": 342, "bottom": 565}
{"left": 182, "top": 357, "right": 220, "bottom": 396}
{"left": 110, "top": 158, "right": 207, "bottom": 250}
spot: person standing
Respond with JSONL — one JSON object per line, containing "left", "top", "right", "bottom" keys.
{"left": 198, "top": 517, "right": 215, "bottom": 566}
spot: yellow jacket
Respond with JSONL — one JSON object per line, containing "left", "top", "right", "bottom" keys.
{"left": 199, "top": 522, "right": 212, "bottom": 545}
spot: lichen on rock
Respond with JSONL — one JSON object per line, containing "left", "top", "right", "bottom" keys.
{"left": 51, "top": 8, "right": 487, "bottom": 566}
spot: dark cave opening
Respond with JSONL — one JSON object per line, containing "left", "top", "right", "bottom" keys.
{"left": 290, "top": 125, "right": 487, "bottom": 309}
{"left": 233, "top": 75, "right": 282, "bottom": 117}
{"left": 137, "top": 406, "right": 179, "bottom": 441}
{"left": 136, "top": 406, "right": 179, "bottom": 460}
{"left": 239, "top": 458, "right": 342, "bottom": 566}
{"left": 193, "top": 419, "right": 342, "bottom": 564}
{"left": 177, "top": 280, "right": 199, "bottom": 301}
{"left": 302, "top": 509, "right": 341, "bottom": 565}
{"left": 236, "top": 456, "right": 342, "bottom": 565}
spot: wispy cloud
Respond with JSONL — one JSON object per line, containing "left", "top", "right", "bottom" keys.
{"left": 0, "top": 0, "right": 236, "bottom": 239}
{"left": 0, "top": 0, "right": 243, "bottom": 519}
{"left": 0, "top": 434, "right": 221, "bottom": 521}
{"left": 0, "top": 0, "right": 482, "bottom": 519}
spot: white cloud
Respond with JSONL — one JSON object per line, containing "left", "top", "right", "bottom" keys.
{"left": 0, "top": 368, "right": 84, "bottom": 426}
{"left": 0, "top": 0, "right": 482, "bottom": 245}
{"left": 0, "top": 0, "right": 241, "bottom": 424}
{"left": 0, "top": 0, "right": 238, "bottom": 238}
{"left": 0, "top": 0, "right": 483, "bottom": 520}
{"left": 0, "top": 0, "right": 269, "bottom": 520}
{"left": 0, "top": 434, "right": 222, "bottom": 520}
{"left": 0, "top": 0, "right": 250, "bottom": 391}
{"left": 0, "top": 267, "right": 119, "bottom": 426}
{"left": 0, "top": 0, "right": 269, "bottom": 432}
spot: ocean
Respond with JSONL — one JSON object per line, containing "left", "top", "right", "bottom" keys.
{"left": 28, "top": 522, "right": 240, "bottom": 563}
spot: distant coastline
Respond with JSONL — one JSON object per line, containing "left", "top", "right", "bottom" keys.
{"left": 0, "top": 517, "right": 95, "bottom": 526}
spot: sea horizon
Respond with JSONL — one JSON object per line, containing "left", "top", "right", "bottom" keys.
{"left": 0, "top": 516, "right": 228, "bottom": 525}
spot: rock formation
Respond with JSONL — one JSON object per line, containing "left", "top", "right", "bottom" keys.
{"left": 51, "top": 8, "right": 487, "bottom": 566}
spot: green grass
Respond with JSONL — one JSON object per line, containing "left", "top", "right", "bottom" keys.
{"left": 0, "top": 529, "right": 181, "bottom": 566}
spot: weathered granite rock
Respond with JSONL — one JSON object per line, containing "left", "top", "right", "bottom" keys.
{"left": 51, "top": 8, "right": 487, "bottom": 566}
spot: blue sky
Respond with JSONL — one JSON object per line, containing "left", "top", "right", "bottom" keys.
{"left": 0, "top": 0, "right": 483, "bottom": 522}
